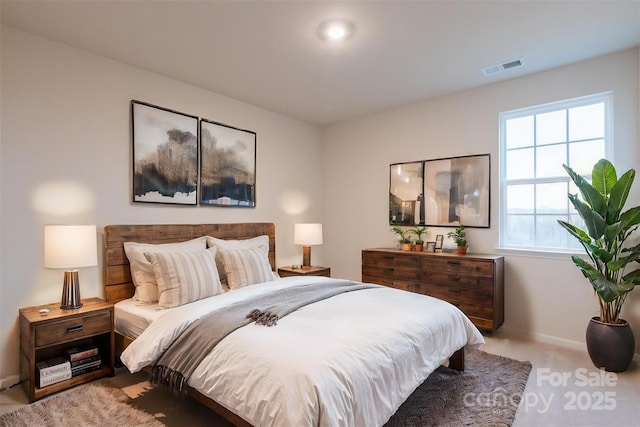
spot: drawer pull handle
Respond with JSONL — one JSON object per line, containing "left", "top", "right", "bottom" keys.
{"left": 66, "top": 325, "right": 83, "bottom": 333}
{"left": 448, "top": 275, "right": 460, "bottom": 281}
{"left": 447, "top": 261, "right": 460, "bottom": 266}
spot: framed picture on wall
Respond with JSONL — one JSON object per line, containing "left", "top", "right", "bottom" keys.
{"left": 131, "top": 100, "right": 198, "bottom": 205}
{"left": 200, "top": 119, "right": 256, "bottom": 207}
{"left": 422, "top": 154, "right": 490, "bottom": 228}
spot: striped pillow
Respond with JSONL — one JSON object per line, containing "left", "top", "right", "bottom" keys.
{"left": 124, "top": 237, "right": 208, "bottom": 303}
{"left": 146, "top": 247, "right": 223, "bottom": 308}
{"left": 205, "top": 235, "right": 270, "bottom": 285}
{"left": 219, "top": 246, "right": 276, "bottom": 290}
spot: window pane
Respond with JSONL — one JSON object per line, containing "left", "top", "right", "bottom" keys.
{"left": 535, "top": 144, "right": 566, "bottom": 178}
{"left": 506, "top": 116, "right": 534, "bottom": 149}
{"left": 568, "top": 139, "right": 605, "bottom": 176}
{"left": 505, "top": 215, "right": 534, "bottom": 247}
{"left": 536, "top": 182, "right": 568, "bottom": 214}
{"left": 500, "top": 92, "right": 609, "bottom": 252}
{"left": 536, "top": 110, "right": 566, "bottom": 146}
{"left": 506, "top": 148, "right": 534, "bottom": 179}
{"left": 507, "top": 184, "right": 534, "bottom": 214}
{"left": 569, "top": 103, "right": 604, "bottom": 141}
{"left": 536, "top": 215, "right": 571, "bottom": 248}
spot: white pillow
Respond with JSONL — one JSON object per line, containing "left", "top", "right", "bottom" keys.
{"left": 146, "top": 247, "right": 223, "bottom": 308}
{"left": 218, "top": 246, "right": 276, "bottom": 290}
{"left": 206, "top": 235, "right": 270, "bottom": 283}
{"left": 124, "top": 237, "right": 207, "bottom": 303}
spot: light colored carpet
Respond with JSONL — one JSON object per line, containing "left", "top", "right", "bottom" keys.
{"left": 0, "top": 379, "right": 164, "bottom": 427}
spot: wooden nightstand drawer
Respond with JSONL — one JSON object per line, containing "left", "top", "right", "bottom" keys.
{"left": 35, "top": 312, "right": 111, "bottom": 347}
{"left": 278, "top": 266, "right": 330, "bottom": 277}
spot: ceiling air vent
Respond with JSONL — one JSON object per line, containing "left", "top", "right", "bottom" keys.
{"left": 482, "top": 58, "right": 524, "bottom": 76}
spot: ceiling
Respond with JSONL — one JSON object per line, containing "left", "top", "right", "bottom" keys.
{"left": 2, "top": 1, "right": 639, "bottom": 126}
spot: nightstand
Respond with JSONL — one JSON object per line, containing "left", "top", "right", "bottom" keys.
{"left": 19, "top": 297, "right": 115, "bottom": 402}
{"left": 278, "top": 265, "right": 331, "bottom": 278}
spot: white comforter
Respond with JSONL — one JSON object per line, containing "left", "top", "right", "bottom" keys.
{"left": 121, "top": 276, "right": 484, "bottom": 427}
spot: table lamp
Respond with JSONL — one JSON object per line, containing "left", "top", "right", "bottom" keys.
{"left": 294, "top": 223, "right": 323, "bottom": 268}
{"left": 44, "top": 225, "right": 97, "bottom": 309}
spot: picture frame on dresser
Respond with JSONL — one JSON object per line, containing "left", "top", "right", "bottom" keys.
{"left": 435, "top": 234, "right": 444, "bottom": 250}
{"left": 199, "top": 119, "right": 256, "bottom": 207}
{"left": 131, "top": 100, "right": 199, "bottom": 205}
{"left": 426, "top": 242, "right": 436, "bottom": 252}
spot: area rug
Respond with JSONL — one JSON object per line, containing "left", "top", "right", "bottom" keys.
{"left": 0, "top": 379, "right": 164, "bottom": 427}
{"left": 384, "top": 350, "right": 532, "bottom": 426}
{"left": 0, "top": 350, "right": 531, "bottom": 427}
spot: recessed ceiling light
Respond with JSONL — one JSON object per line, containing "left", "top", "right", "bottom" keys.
{"left": 318, "top": 20, "right": 355, "bottom": 42}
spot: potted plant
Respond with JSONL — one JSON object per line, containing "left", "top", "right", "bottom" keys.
{"left": 391, "top": 225, "right": 412, "bottom": 251}
{"left": 411, "top": 226, "right": 429, "bottom": 251}
{"left": 447, "top": 225, "right": 467, "bottom": 254}
{"left": 558, "top": 159, "right": 640, "bottom": 372}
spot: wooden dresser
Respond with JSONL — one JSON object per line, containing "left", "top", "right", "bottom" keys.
{"left": 362, "top": 248, "right": 504, "bottom": 331}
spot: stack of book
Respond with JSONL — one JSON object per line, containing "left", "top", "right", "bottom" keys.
{"left": 36, "top": 345, "right": 102, "bottom": 388}
{"left": 36, "top": 356, "right": 71, "bottom": 387}
{"left": 64, "top": 344, "right": 101, "bottom": 377}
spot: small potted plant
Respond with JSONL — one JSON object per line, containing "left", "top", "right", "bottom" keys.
{"left": 411, "top": 226, "right": 429, "bottom": 251}
{"left": 391, "top": 225, "right": 412, "bottom": 251}
{"left": 447, "top": 224, "right": 467, "bottom": 254}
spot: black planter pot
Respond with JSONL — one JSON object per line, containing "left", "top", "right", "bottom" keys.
{"left": 585, "top": 317, "right": 635, "bottom": 372}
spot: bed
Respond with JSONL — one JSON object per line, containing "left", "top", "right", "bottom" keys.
{"left": 104, "top": 223, "right": 484, "bottom": 427}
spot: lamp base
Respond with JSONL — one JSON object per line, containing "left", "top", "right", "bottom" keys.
{"left": 302, "top": 246, "right": 311, "bottom": 267}
{"left": 61, "top": 270, "right": 83, "bottom": 310}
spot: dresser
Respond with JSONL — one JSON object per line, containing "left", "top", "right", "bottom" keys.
{"left": 362, "top": 248, "right": 504, "bottom": 331}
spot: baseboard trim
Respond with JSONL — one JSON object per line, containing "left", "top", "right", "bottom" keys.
{"left": 499, "top": 325, "right": 640, "bottom": 361}
{"left": 0, "top": 374, "right": 20, "bottom": 391}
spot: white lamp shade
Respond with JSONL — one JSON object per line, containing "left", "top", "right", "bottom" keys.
{"left": 44, "top": 225, "right": 98, "bottom": 269}
{"left": 294, "top": 223, "right": 323, "bottom": 246}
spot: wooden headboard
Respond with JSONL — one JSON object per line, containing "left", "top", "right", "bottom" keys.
{"left": 103, "top": 223, "right": 276, "bottom": 304}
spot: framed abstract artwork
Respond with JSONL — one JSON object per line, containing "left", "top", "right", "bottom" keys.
{"left": 131, "top": 101, "right": 198, "bottom": 205}
{"left": 200, "top": 119, "right": 256, "bottom": 207}
{"left": 390, "top": 154, "right": 490, "bottom": 228}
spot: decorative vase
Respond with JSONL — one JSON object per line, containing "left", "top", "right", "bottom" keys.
{"left": 401, "top": 243, "right": 411, "bottom": 251}
{"left": 456, "top": 246, "right": 467, "bottom": 254}
{"left": 585, "top": 317, "right": 635, "bottom": 372}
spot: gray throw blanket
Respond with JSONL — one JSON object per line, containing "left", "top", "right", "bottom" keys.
{"left": 150, "top": 280, "right": 378, "bottom": 395}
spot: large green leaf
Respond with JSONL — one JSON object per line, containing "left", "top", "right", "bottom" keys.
{"left": 622, "top": 269, "right": 640, "bottom": 285}
{"left": 608, "top": 169, "right": 635, "bottom": 221}
{"left": 568, "top": 194, "right": 607, "bottom": 239}
{"left": 620, "top": 206, "right": 640, "bottom": 231}
{"left": 557, "top": 220, "right": 591, "bottom": 243}
{"left": 572, "top": 256, "right": 621, "bottom": 301}
{"left": 604, "top": 222, "right": 622, "bottom": 243}
{"left": 562, "top": 164, "right": 606, "bottom": 215}
{"left": 591, "top": 159, "right": 617, "bottom": 197}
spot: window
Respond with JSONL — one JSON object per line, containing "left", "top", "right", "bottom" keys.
{"left": 499, "top": 92, "right": 612, "bottom": 251}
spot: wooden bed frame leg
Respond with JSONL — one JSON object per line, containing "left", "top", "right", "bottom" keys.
{"left": 449, "top": 348, "right": 465, "bottom": 371}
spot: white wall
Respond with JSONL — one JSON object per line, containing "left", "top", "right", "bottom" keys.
{"left": 0, "top": 26, "right": 324, "bottom": 385}
{"left": 322, "top": 48, "right": 640, "bottom": 351}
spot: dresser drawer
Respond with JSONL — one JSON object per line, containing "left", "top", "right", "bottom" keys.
{"left": 362, "top": 251, "right": 396, "bottom": 265}
{"left": 35, "top": 312, "right": 111, "bottom": 347}
{"left": 424, "top": 271, "right": 495, "bottom": 291}
{"left": 422, "top": 257, "right": 494, "bottom": 275}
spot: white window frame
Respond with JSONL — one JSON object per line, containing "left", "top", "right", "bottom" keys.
{"left": 498, "top": 92, "right": 613, "bottom": 253}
